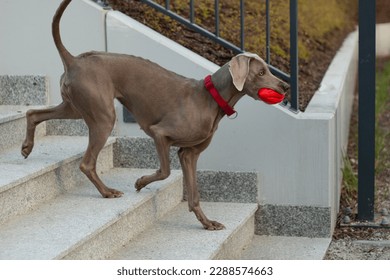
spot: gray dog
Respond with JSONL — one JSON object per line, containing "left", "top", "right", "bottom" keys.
{"left": 22, "top": 0, "right": 289, "bottom": 230}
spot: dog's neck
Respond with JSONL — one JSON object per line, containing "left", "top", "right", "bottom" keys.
{"left": 210, "top": 63, "right": 244, "bottom": 112}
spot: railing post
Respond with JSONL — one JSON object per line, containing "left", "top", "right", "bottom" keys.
{"left": 190, "top": 0, "right": 194, "bottom": 23}
{"left": 358, "top": 0, "right": 376, "bottom": 221}
{"left": 265, "top": 0, "right": 271, "bottom": 64}
{"left": 289, "top": 0, "right": 299, "bottom": 112}
{"left": 240, "top": 0, "right": 245, "bottom": 51}
{"left": 215, "top": 0, "right": 220, "bottom": 37}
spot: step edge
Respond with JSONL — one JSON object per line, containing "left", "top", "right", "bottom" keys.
{"left": 0, "top": 170, "right": 182, "bottom": 260}
{"left": 211, "top": 203, "right": 258, "bottom": 260}
{"left": 59, "top": 170, "right": 183, "bottom": 259}
{"left": 111, "top": 202, "right": 258, "bottom": 260}
{"left": 0, "top": 137, "right": 116, "bottom": 194}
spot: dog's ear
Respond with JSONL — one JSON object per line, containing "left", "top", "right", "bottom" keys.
{"left": 229, "top": 55, "right": 251, "bottom": 92}
{"left": 229, "top": 53, "right": 262, "bottom": 91}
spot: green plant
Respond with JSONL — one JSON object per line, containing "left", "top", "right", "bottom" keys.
{"left": 342, "top": 155, "right": 358, "bottom": 193}
{"left": 375, "top": 59, "right": 390, "bottom": 172}
{"left": 341, "top": 58, "right": 390, "bottom": 205}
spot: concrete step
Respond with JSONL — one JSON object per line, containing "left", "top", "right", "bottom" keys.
{"left": 0, "top": 75, "right": 47, "bottom": 106}
{"left": 111, "top": 202, "right": 258, "bottom": 260}
{"left": 0, "top": 136, "right": 114, "bottom": 225}
{"left": 241, "top": 235, "right": 331, "bottom": 260}
{"left": 0, "top": 168, "right": 183, "bottom": 260}
{"left": 0, "top": 105, "right": 46, "bottom": 153}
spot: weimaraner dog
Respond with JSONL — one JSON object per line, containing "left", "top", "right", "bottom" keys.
{"left": 22, "top": 0, "right": 289, "bottom": 230}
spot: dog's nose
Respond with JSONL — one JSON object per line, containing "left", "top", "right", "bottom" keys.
{"left": 279, "top": 82, "right": 290, "bottom": 93}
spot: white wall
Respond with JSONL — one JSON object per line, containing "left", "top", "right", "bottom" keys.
{"left": 376, "top": 23, "right": 390, "bottom": 57}
{"left": 0, "top": 0, "right": 106, "bottom": 104}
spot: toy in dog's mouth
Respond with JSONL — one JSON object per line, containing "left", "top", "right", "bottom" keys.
{"left": 258, "top": 88, "right": 285, "bottom": 104}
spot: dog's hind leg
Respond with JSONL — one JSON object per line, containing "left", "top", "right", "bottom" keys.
{"left": 178, "top": 140, "right": 225, "bottom": 230}
{"left": 79, "top": 107, "right": 123, "bottom": 198}
{"left": 135, "top": 125, "right": 171, "bottom": 191}
{"left": 22, "top": 102, "right": 81, "bottom": 158}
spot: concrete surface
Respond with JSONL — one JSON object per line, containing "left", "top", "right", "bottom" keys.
{"left": 0, "top": 168, "right": 182, "bottom": 260}
{"left": 0, "top": 136, "right": 114, "bottom": 225}
{"left": 0, "top": 75, "right": 47, "bottom": 105}
{"left": 353, "top": 240, "right": 390, "bottom": 247}
{"left": 0, "top": 105, "right": 46, "bottom": 153}
{"left": 111, "top": 202, "right": 258, "bottom": 260}
{"left": 377, "top": 23, "right": 390, "bottom": 57}
{"left": 241, "top": 235, "right": 331, "bottom": 260}
{"left": 256, "top": 204, "right": 331, "bottom": 237}
{"left": 113, "top": 137, "right": 259, "bottom": 203}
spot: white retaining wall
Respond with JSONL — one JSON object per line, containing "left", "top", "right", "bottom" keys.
{"left": 2, "top": 0, "right": 380, "bottom": 234}
{"left": 376, "top": 23, "right": 390, "bottom": 57}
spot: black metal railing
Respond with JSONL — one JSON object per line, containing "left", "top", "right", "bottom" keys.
{"left": 357, "top": 0, "right": 376, "bottom": 222}
{"left": 138, "top": 0, "right": 300, "bottom": 112}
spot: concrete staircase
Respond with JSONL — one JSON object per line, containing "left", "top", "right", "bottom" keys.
{"left": 0, "top": 76, "right": 259, "bottom": 260}
{"left": 0, "top": 76, "right": 331, "bottom": 260}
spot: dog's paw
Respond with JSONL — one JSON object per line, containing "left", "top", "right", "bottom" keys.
{"left": 21, "top": 141, "right": 34, "bottom": 158}
{"left": 103, "top": 188, "right": 124, "bottom": 198}
{"left": 204, "top": 220, "right": 226, "bottom": 231}
{"left": 135, "top": 177, "right": 147, "bottom": 192}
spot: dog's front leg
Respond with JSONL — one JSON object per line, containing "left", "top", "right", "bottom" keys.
{"left": 178, "top": 145, "right": 225, "bottom": 230}
{"left": 135, "top": 126, "right": 171, "bottom": 191}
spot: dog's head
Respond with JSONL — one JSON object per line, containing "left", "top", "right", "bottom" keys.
{"left": 229, "top": 52, "right": 289, "bottom": 104}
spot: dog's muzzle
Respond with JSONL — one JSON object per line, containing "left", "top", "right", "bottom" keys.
{"left": 258, "top": 88, "right": 285, "bottom": 104}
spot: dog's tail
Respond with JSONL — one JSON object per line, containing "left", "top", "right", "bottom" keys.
{"left": 52, "top": 0, "right": 74, "bottom": 69}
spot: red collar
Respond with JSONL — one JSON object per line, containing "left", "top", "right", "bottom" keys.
{"left": 204, "top": 75, "right": 236, "bottom": 117}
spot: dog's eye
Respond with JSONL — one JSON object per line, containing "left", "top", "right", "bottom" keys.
{"left": 258, "top": 70, "right": 265, "bottom": 76}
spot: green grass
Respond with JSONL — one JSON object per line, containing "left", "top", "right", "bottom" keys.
{"left": 342, "top": 154, "right": 358, "bottom": 193}
{"left": 375, "top": 60, "right": 390, "bottom": 172}
{"left": 376, "top": 61, "right": 390, "bottom": 115}
{"left": 342, "top": 59, "right": 390, "bottom": 192}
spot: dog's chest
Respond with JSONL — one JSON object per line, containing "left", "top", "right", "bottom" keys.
{"left": 143, "top": 110, "right": 218, "bottom": 148}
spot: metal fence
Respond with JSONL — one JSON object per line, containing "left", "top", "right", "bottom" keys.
{"left": 137, "top": 0, "right": 300, "bottom": 112}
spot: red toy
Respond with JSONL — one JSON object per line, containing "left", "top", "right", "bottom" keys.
{"left": 258, "top": 88, "right": 285, "bottom": 104}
